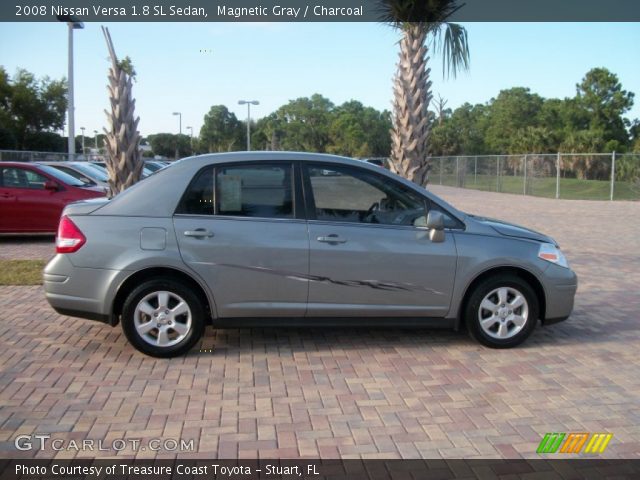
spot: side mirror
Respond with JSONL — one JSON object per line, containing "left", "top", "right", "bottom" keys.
{"left": 44, "top": 180, "right": 59, "bottom": 192}
{"left": 426, "top": 211, "right": 445, "bottom": 243}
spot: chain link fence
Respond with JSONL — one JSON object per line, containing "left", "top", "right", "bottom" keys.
{"left": 0, "top": 150, "right": 105, "bottom": 163}
{"left": 3, "top": 150, "right": 639, "bottom": 201}
{"left": 429, "top": 153, "right": 640, "bottom": 201}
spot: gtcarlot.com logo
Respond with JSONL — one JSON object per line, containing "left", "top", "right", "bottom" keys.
{"left": 537, "top": 432, "right": 613, "bottom": 454}
{"left": 15, "top": 434, "right": 195, "bottom": 452}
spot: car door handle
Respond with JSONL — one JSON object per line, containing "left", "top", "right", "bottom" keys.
{"left": 184, "top": 229, "right": 214, "bottom": 238}
{"left": 0, "top": 193, "right": 12, "bottom": 198}
{"left": 317, "top": 234, "right": 347, "bottom": 244}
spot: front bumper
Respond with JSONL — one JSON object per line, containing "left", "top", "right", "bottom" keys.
{"left": 542, "top": 264, "right": 578, "bottom": 325}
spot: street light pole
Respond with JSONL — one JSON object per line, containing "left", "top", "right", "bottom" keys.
{"left": 57, "top": 15, "right": 84, "bottom": 161}
{"left": 187, "top": 126, "right": 193, "bottom": 154}
{"left": 172, "top": 112, "right": 182, "bottom": 135}
{"left": 80, "top": 127, "right": 85, "bottom": 156}
{"left": 238, "top": 100, "right": 259, "bottom": 151}
{"left": 172, "top": 112, "right": 182, "bottom": 159}
{"left": 93, "top": 129, "right": 98, "bottom": 150}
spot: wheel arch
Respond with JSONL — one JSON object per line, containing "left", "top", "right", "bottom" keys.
{"left": 456, "top": 265, "right": 546, "bottom": 330}
{"left": 110, "top": 266, "right": 215, "bottom": 326}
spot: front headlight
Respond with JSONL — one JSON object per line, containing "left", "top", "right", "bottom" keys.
{"left": 538, "top": 243, "right": 569, "bottom": 268}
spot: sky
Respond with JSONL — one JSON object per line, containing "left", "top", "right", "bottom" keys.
{"left": 0, "top": 22, "right": 639, "bottom": 138}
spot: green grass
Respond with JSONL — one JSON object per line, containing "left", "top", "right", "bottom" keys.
{"left": 0, "top": 260, "right": 45, "bottom": 285}
{"left": 436, "top": 174, "right": 640, "bottom": 201}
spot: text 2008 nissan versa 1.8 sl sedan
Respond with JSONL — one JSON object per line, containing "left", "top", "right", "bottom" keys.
{"left": 44, "top": 152, "right": 577, "bottom": 357}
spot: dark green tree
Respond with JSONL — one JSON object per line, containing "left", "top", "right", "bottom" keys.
{"left": 200, "top": 105, "right": 243, "bottom": 152}
{"left": 274, "top": 94, "right": 334, "bottom": 152}
{"left": 0, "top": 67, "right": 67, "bottom": 150}
{"left": 575, "top": 67, "right": 634, "bottom": 150}
{"left": 485, "top": 88, "right": 544, "bottom": 154}
{"left": 327, "top": 100, "right": 391, "bottom": 157}
{"left": 148, "top": 133, "right": 192, "bottom": 158}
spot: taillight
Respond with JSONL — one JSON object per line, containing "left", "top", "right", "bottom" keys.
{"left": 56, "top": 215, "right": 86, "bottom": 253}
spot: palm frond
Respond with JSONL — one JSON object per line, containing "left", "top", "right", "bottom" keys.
{"left": 432, "top": 22, "right": 470, "bottom": 79}
{"left": 376, "top": 0, "right": 464, "bottom": 28}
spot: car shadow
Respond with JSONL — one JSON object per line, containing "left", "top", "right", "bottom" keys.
{"left": 0, "top": 234, "right": 54, "bottom": 242}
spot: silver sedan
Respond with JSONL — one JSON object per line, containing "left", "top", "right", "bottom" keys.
{"left": 44, "top": 152, "right": 577, "bottom": 357}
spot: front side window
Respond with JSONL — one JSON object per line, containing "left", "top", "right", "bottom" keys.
{"left": 307, "top": 165, "right": 426, "bottom": 226}
{"left": 0, "top": 167, "right": 48, "bottom": 189}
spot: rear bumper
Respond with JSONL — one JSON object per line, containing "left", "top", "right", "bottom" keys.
{"left": 43, "top": 254, "right": 122, "bottom": 326}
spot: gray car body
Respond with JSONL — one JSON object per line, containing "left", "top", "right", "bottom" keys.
{"left": 44, "top": 152, "right": 577, "bottom": 329}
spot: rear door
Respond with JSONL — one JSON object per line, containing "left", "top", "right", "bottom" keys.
{"left": 173, "top": 162, "right": 310, "bottom": 318}
{"left": 303, "top": 163, "right": 458, "bottom": 318}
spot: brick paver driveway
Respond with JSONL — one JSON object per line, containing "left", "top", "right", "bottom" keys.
{"left": 1, "top": 187, "right": 638, "bottom": 459}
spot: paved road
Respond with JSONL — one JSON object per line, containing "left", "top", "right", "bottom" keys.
{"left": 0, "top": 187, "right": 638, "bottom": 459}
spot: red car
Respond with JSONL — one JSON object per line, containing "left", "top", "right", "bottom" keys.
{"left": 0, "top": 162, "right": 105, "bottom": 233}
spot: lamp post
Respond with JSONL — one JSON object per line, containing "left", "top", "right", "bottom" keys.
{"left": 186, "top": 126, "right": 193, "bottom": 154}
{"left": 238, "top": 100, "right": 259, "bottom": 151}
{"left": 93, "top": 129, "right": 98, "bottom": 150}
{"left": 172, "top": 112, "right": 182, "bottom": 159}
{"left": 172, "top": 112, "right": 182, "bottom": 135}
{"left": 80, "top": 127, "right": 85, "bottom": 156}
{"left": 57, "top": 15, "right": 84, "bottom": 161}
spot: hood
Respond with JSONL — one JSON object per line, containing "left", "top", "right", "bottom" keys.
{"left": 470, "top": 215, "right": 557, "bottom": 245}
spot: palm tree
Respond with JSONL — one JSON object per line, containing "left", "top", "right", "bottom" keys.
{"left": 379, "top": 0, "right": 470, "bottom": 185}
{"left": 101, "top": 27, "right": 143, "bottom": 197}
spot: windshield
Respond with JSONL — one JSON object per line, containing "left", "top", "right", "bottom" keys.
{"left": 71, "top": 163, "right": 109, "bottom": 182}
{"left": 38, "top": 164, "right": 90, "bottom": 187}
{"left": 144, "top": 162, "right": 163, "bottom": 172}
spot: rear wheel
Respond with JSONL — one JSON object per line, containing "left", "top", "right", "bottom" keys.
{"left": 465, "top": 274, "right": 538, "bottom": 348}
{"left": 121, "top": 278, "right": 204, "bottom": 357}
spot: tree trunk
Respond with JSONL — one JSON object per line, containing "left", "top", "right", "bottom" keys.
{"left": 102, "top": 27, "right": 143, "bottom": 197}
{"left": 389, "top": 24, "right": 432, "bottom": 186}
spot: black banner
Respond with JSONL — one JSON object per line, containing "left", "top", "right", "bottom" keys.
{"left": 4, "top": 0, "right": 640, "bottom": 22}
{"left": 1, "top": 459, "right": 640, "bottom": 480}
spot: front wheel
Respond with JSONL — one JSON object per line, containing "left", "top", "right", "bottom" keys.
{"left": 465, "top": 274, "right": 539, "bottom": 348}
{"left": 121, "top": 278, "right": 205, "bottom": 357}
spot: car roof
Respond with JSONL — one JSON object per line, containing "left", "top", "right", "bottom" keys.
{"left": 0, "top": 161, "right": 43, "bottom": 168}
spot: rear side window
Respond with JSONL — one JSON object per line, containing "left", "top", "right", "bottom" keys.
{"left": 176, "top": 167, "right": 214, "bottom": 215}
{"left": 216, "top": 164, "right": 293, "bottom": 219}
{"left": 176, "top": 163, "right": 294, "bottom": 219}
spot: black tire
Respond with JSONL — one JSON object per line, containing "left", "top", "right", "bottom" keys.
{"left": 465, "top": 274, "right": 539, "bottom": 348}
{"left": 121, "top": 278, "right": 205, "bottom": 358}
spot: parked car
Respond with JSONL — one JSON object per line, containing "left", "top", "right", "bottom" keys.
{"left": 43, "top": 152, "right": 577, "bottom": 357}
{"left": 0, "top": 162, "right": 106, "bottom": 233}
{"left": 144, "top": 160, "right": 169, "bottom": 172}
{"left": 40, "top": 161, "right": 110, "bottom": 192}
{"left": 363, "top": 158, "right": 388, "bottom": 168}
{"left": 90, "top": 161, "right": 154, "bottom": 177}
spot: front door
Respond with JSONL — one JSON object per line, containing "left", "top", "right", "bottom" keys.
{"left": 0, "top": 166, "right": 61, "bottom": 232}
{"left": 174, "top": 162, "right": 309, "bottom": 318}
{"left": 304, "top": 163, "right": 458, "bottom": 317}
